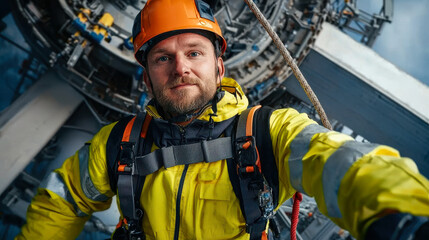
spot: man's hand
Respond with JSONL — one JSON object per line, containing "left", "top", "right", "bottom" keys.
{"left": 365, "top": 213, "right": 429, "bottom": 240}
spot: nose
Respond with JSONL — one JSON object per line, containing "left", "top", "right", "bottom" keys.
{"left": 173, "top": 54, "right": 190, "bottom": 77}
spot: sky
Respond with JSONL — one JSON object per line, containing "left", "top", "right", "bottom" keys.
{"left": 359, "top": 0, "right": 429, "bottom": 85}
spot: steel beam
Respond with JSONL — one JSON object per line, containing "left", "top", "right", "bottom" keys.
{"left": 0, "top": 70, "right": 83, "bottom": 194}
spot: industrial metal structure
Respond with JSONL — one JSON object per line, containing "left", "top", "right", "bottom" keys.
{"left": 2, "top": 0, "right": 428, "bottom": 239}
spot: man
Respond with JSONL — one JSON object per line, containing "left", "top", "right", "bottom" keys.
{"left": 16, "top": 0, "right": 429, "bottom": 239}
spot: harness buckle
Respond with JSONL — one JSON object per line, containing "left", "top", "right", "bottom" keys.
{"left": 235, "top": 136, "right": 260, "bottom": 178}
{"left": 113, "top": 217, "right": 145, "bottom": 240}
{"left": 118, "top": 142, "right": 136, "bottom": 173}
{"left": 127, "top": 218, "right": 145, "bottom": 240}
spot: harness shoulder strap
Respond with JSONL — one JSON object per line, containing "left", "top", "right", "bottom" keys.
{"left": 113, "top": 112, "right": 152, "bottom": 239}
{"left": 106, "top": 115, "right": 134, "bottom": 193}
{"left": 254, "top": 106, "right": 278, "bottom": 209}
{"left": 231, "top": 105, "right": 278, "bottom": 240}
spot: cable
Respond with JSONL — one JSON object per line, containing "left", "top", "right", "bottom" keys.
{"left": 243, "top": 0, "right": 332, "bottom": 131}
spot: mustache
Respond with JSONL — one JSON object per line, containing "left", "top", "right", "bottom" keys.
{"left": 167, "top": 76, "right": 200, "bottom": 88}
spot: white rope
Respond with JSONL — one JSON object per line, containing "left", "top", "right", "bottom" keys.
{"left": 243, "top": 0, "right": 332, "bottom": 130}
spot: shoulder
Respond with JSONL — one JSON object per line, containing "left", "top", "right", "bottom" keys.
{"left": 86, "top": 115, "right": 135, "bottom": 180}
{"left": 88, "top": 115, "right": 135, "bottom": 152}
{"left": 269, "top": 108, "right": 318, "bottom": 134}
{"left": 105, "top": 115, "right": 135, "bottom": 148}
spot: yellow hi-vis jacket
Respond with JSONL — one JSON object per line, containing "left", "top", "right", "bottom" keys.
{"left": 16, "top": 78, "right": 429, "bottom": 240}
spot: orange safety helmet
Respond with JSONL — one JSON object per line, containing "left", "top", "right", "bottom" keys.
{"left": 132, "top": 0, "right": 227, "bottom": 66}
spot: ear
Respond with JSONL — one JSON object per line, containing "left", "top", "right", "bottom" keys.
{"left": 216, "top": 57, "right": 225, "bottom": 85}
{"left": 143, "top": 70, "right": 153, "bottom": 96}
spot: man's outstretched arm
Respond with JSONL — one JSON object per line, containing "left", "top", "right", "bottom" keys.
{"left": 269, "top": 108, "right": 429, "bottom": 239}
{"left": 15, "top": 123, "right": 117, "bottom": 239}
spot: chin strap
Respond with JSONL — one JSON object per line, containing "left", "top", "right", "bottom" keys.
{"left": 211, "top": 88, "right": 224, "bottom": 114}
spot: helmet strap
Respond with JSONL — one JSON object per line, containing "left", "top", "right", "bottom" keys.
{"left": 214, "top": 39, "right": 221, "bottom": 58}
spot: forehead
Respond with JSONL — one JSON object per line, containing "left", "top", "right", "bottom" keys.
{"left": 148, "top": 32, "right": 214, "bottom": 54}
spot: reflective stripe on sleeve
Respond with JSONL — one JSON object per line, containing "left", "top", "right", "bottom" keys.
{"left": 40, "top": 171, "right": 88, "bottom": 217}
{"left": 78, "top": 144, "right": 109, "bottom": 201}
{"left": 322, "top": 141, "right": 378, "bottom": 218}
{"left": 289, "top": 124, "right": 329, "bottom": 194}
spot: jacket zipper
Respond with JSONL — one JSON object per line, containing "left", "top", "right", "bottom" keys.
{"left": 174, "top": 164, "right": 189, "bottom": 240}
{"left": 173, "top": 126, "right": 188, "bottom": 240}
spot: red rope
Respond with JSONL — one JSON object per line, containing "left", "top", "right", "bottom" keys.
{"left": 290, "top": 192, "right": 303, "bottom": 240}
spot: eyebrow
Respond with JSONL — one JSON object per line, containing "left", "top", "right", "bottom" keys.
{"left": 150, "top": 41, "right": 208, "bottom": 56}
{"left": 186, "top": 42, "right": 206, "bottom": 48}
{"left": 149, "top": 48, "right": 169, "bottom": 56}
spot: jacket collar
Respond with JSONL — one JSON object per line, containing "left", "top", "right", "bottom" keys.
{"left": 145, "top": 77, "right": 249, "bottom": 123}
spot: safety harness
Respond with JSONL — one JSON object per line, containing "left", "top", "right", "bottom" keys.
{"left": 111, "top": 105, "right": 279, "bottom": 240}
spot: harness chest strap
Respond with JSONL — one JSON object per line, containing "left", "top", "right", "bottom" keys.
{"left": 128, "top": 137, "right": 234, "bottom": 176}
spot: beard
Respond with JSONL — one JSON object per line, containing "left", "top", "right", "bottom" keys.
{"left": 152, "top": 75, "right": 218, "bottom": 117}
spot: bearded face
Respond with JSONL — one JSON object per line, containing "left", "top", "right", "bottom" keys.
{"left": 144, "top": 33, "right": 224, "bottom": 118}
{"left": 151, "top": 74, "right": 218, "bottom": 116}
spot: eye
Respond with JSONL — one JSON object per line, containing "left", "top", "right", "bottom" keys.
{"left": 189, "top": 51, "right": 200, "bottom": 57}
{"left": 157, "top": 56, "right": 169, "bottom": 62}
